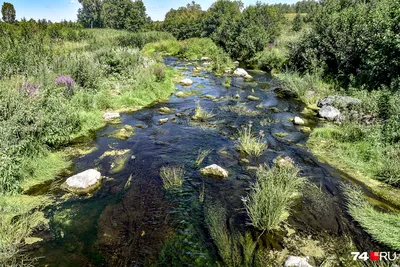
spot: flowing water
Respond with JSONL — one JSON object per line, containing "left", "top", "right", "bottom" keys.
{"left": 30, "top": 58, "right": 386, "bottom": 266}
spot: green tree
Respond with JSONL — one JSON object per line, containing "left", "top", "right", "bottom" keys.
{"left": 125, "top": 0, "right": 149, "bottom": 32}
{"left": 77, "top": 0, "right": 103, "bottom": 28}
{"left": 292, "top": 12, "right": 303, "bottom": 32}
{"left": 1, "top": 2, "right": 16, "bottom": 23}
{"left": 163, "top": 1, "right": 204, "bottom": 40}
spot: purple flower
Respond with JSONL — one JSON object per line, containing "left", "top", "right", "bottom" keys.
{"left": 20, "top": 82, "right": 40, "bottom": 98}
{"left": 55, "top": 75, "right": 75, "bottom": 95}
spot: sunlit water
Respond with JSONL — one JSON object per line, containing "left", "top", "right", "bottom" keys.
{"left": 30, "top": 57, "right": 382, "bottom": 266}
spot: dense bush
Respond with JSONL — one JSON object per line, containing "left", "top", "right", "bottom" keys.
{"left": 289, "top": 0, "right": 400, "bottom": 89}
{"left": 253, "top": 47, "right": 288, "bottom": 72}
{"left": 117, "top": 31, "right": 175, "bottom": 49}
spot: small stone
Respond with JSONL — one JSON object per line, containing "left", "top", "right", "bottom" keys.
{"left": 240, "top": 158, "right": 250, "bottom": 164}
{"left": 244, "top": 74, "right": 253, "bottom": 80}
{"left": 103, "top": 112, "right": 120, "bottom": 121}
{"left": 136, "top": 124, "right": 146, "bottom": 129}
{"left": 284, "top": 256, "right": 313, "bottom": 267}
{"left": 294, "top": 116, "right": 305, "bottom": 125}
{"left": 201, "top": 57, "right": 211, "bottom": 61}
{"left": 233, "top": 68, "right": 249, "bottom": 77}
{"left": 158, "top": 118, "right": 169, "bottom": 125}
{"left": 247, "top": 95, "right": 260, "bottom": 101}
{"left": 159, "top": 107, "right": 172, "bottom": 114}
{"left": 175, "top": 91, "right": 186, "bottom": 98}
{"left": 123, "top": 125, "right": 134, "bottom": 131}
{"left": 204, "top": 94, "right": 216, "bottom": 100}
{"left": 200, "top": 164, "right": 229, "bottom": 179}
{"left": 131, "top": 155, "right": 136, "bottom": 160}
{"left": 234, "top": 94, "right": 240, "bottom": 99}
{"left": 274, "top": 156, "right": 295, "bottom": 169}
{"left": 300, "top": 127, "right": 312, "bottom": 133}
{"left": 179, "top": 78, "right": 193, "bottom": 86}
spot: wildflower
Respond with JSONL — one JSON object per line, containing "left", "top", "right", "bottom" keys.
{"left": 55, "top": 75, "right": 75, "bottom": 95}
{"left": 20, "top": 82, "right": 40, "bottom": 97}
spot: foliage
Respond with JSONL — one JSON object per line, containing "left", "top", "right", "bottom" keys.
{"left": 237, "top": 123, "right": 267, "bottom": 158}
{"left": 195, "top": 149, "right": 212, "bottom": 167}
{"left": 343, "top": 184, "right": 400, "bottom": 250}
{"left": 289, "top": 0, "right": 400, "bottom": 89}
{"left": 163, "top": 1, "right": 205, "bottom": 40}
{"left": 160, "top": 166, "right": 184, "bottom": 189}
{"left": 243, "top": 164, "right": 303, "bottom": 231}
{"left": 253, "top": 46, "right": 288, "bottom": 72}
{"left": 205, "top": 203, "right": 256, "bottom": 267}
{"left": 78, "top": 0, "right": 103, "bottom": 28}
{"left": 117, "top": 31, "right": 175, "bottom": 49}
{"left": 101, "top": 0, "right": 149, "bottom": 31}
{"left": 292, "top": 13, "right": 303, "bottom": 32}
{"left": 1, "top": 2, "right": 16, "bottom": 23}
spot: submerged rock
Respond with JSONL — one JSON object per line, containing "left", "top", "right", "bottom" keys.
{"left": 274, "top": 156, "right": 295, "bottom": 169}
{"left": 179, "top": 78, "right": 193, "bottom": 86}
{"left": 294, "top": 116, "right": 305, "bottom": 125}
{"left": 158, "top": 118, "right": 169, "bottom": 125}
{"left": 247, "top": 95, "right": 260, "bottom": 101}
{"left": 103, "top": 112, "right": 120, "bottom": 121}
{"left": 274, "top": 87, "right": 297, "bottom": 99}
{"left": 200, "top": 164, "right": 228, "bottom": 179}
{"left": 233, "top": 68, "right": 249, "bottom": 77}
{"left": 63, "top": 169, "right": 102, "bottom": 194}
{"left": 318, "top": 106, "right": 340, "bottom": 121}
{"left": 300, "top": 127, "right": 312, "bottom": 133}
{"left": 284, "top": 256, "right": 313, "bottom": 267}
{"left": 175, "top": 91, "right": 186, "bottom": 98}
{"left": 158, "top": 107, "right": 172, "bottom": 114}
{"left": 109, "top": 126, "right": 135, "bottom": 140}
{"left": 317, "top": 95, "right": 361, "bottom": 109}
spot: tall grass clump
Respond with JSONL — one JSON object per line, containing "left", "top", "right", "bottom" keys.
{"left": 160, "top": 166, "right": 184, "bottom": 190}
{"left": 343, "top": 184, "right": 400, "bottom": 250}
{"left": 276, "top": 71, "right": 335, "bottom": 105}
{"left": 243, "top": 164, "right": 303, "bottom": 232}
{"left": 195, "top": 149, "right": 212, "bottom": 167}
{"left": 192, "top": 102, "right": 214, "bottom": 121}
{"left": 237, "top": 123, "right": 267, "bottom": 158}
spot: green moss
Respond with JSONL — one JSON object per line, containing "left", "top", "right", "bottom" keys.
{"left": 275, "top": 132, "right": 289, "bottom": 138}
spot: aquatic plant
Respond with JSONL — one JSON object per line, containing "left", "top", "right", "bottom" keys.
{"left": 220, "top": 105, "right": 260, "bottom": 116}
{"left": 205, "top": 203, "right": 256, "bottom": 267}
{"left": 192, "top": 101, "right": 214, "bottom": 121}
{"left": 237, "top": 123, "right": 267, "bottom": 157}
{"left": 243, "top": 164, "right": 303, "bottom": 232}
{"left": 223, "top": 77, "right": 231, "bottom": 88}
{"left": 160, "top": 165, "right": 184, "bottom": 190}
{"left": 195, "top": 149, "right": 212, "bottom": 167}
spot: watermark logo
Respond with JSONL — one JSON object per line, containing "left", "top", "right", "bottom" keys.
{"left": 352, "top": 252, "right": 400, "bottom": 262}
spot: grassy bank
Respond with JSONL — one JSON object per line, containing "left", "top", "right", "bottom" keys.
{"left": 0, "top": 24, "right": 177, "bottom": 265}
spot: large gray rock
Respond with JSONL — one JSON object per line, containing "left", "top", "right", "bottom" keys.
{"left": 179, "top": 78, "right": 193, "bottom": 86}
{"left": 200, "top": 164, "right": 228, "bottom": 179}
{"left": 317, "top": 96, "right": 361, "bottom": 109}
{"left": 63, "top": 169, "right": 102, "bottom": 194}
{"left": 233, "top": 68, "right": 249, "bottom": 77}
{"left": 284, "top": 256, "right": 313, "bottom": 267}
{"left": 103, "top": 112, "right": 120, "bottom": 120}
{"left": 318, "top": 106, "right": 340, "bottom": 121}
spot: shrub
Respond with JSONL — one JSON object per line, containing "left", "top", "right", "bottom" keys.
{"left": 253, "top": 46, "right": 288, "bottom": 72}
{"left": 243, "top": 164, "right": 303, "bottom": 231}
{"left": 117, "top": 31, "right": 175, "bottom": 49}
{"left": 160, "top": 166, "right": 184, "bottom": 189}
{"left": 95, "top": 47, "right": 142, "bottom": 77}
{"left": 237, "top": 123, "right": 267, "bottom": 158}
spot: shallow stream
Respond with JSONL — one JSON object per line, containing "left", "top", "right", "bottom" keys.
{"left": 31, "top": 57, "right": 385, "bottom": 266}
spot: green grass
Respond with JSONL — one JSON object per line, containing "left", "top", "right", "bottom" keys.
{"left": 243, "top": 164, "right": 303, "bottom": 232}
{"left": 343, "top": 185, "right": 400, "bottom": 250}
{"left": 276, "top": 72, "right": 335, "bottom": 106}
{"left": 220, "top": 105, "right": 260, "bottom": 116}
{"left": 223, "top": 77, "right": 232, "bottom": 88}
{"left": 237, "top": 124, "right": 267, "bottom": 157}
{"left": 205, "top": 203, "right": 256, "bottom": 267}
{"left": 160, "top": 166, "right": 184, "bottom": 190}
{"left": 195, "top": 149, "right": 212, "bottom": 167}
{"left": 192, "top": 102, "right": 214, "bottom": 121}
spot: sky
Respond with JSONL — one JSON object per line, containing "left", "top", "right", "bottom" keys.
{"left": 2, "top": 0, "right": 298, "bottom": 22}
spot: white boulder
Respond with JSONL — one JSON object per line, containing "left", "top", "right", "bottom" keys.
{"left": 233, "top": 68, "right": 249, "bottom": 77}
{"left": 294, "top": 116, "right": 305, "bottom": 125}
{"left": 179, "top": 78, "right": 193, "bottom": 86}
{"left": 103, "top": 112, "right": 120, "bottom": 120}
{"left": 284, "top": 256, "right": 313, "bottom": 267}
{"left": 63, "top": 169, "right": 102, "bottom": 194}
{"left": 200, "top": 164, "right": 228, "bottom": 179}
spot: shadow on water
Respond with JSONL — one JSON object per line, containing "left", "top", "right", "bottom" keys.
{"left": 30, "top": 57, "right": 389, "bottom": 266}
